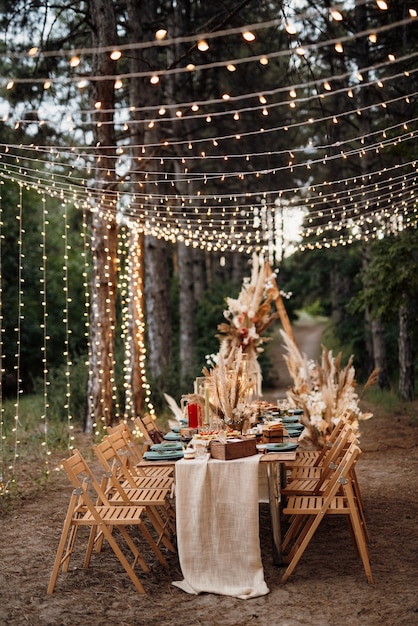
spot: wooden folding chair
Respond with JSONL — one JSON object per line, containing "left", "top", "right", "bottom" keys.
{"left": 281, "top": 443, "right": 373, "bottom": 584}
{"left": 283, "top": 425, "right": 356, "bottom": 496}
{"left": 135, "top": 414, "right": 165, "bottom": 447}
{"left": 47, "top": 449, "right": 168, "bottom": 595}
{"left": 94, "top": 434, "right": 176, "bottom": 552}
{"left": 108, "top": 420, "right": 174, "bottom": 478}
{"left": 284, "top": 424, "right": 369, "bottom": 542}
{"left": 94, "top": 435, "right": 173, "bottom": 491}
{"left": 291, "top": 419, "right": 347, "bottom": 468}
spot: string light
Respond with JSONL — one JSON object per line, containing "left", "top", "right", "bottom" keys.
{"left": 330, "top": 9, "right": 344, "bottom": 21}
{"left": 197, "top": 39, "right": 209, "bottom": 52}
{"left": 62, "top": 202, "right": 74, "bottom": 450}
{"left": 155, "top": 29, "right": 167, "bottom": 40}
{"left": 285, "top": 22, "right": 297, "bottom": 35}
{"left": 40, "top": 194, "right": 51, "bottom": 477}
{"left": 242, "top": 31, "right": 255, "bottom": 42}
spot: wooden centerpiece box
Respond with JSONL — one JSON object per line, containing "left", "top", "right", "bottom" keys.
{"left": 262, "top": 422, "right": 284, "bottom": 443}
{"left": 209, "top": 436, "right": 257, "bottom": 460}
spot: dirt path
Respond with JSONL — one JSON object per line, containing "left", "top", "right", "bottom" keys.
{"left": 1, "top": 321, "right": 418, "bottom": 626}
{"left": 263, "top": 317, "right": 325, "bottom": 398}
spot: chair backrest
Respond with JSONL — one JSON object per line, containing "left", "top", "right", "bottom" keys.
{"left": 317, "top": 421, "right": 356, "bottom": 465}
{"left": 320, "top": 440, "right": 361, "bottom": 504}
{"left": 94, "top": 436, "right": 125, "bottom": 482}
{"left": 107, "top": 421, "right": 144, "bottom": 465}
{"left": 61, "top": 448, "right": 110, "bottom": 507}
{"left": 136, "top": 415, "right": 165, "bottom": 445}
{"left": 106, "top": 430, "right": 148, "bottom": 483}
{"left": 311, "top": 425, "right": 357, "bottom": 494}
{"left": 313, "top": 419, "right": 346, "bottom": 465}
{"left": 93, "top": 438, "right": 135, "bottom": 505}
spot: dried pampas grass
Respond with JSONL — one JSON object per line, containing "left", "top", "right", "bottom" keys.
{"left": 280, "top": 330, "right": 376, "bottom": 449}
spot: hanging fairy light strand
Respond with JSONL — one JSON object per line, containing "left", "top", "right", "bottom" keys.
{"left": 5, "top": 47, "right": 416, "bottom": 140}
{"left": 0, "top": 152, "right": 416, "bottom": 236}
{"left": 1, "top": 11, "right": 414, "bottom": 89}
{"left": 11, "top": 184, "right": 25, "bottom": 492}
{"left": 1, "top": 95, "right": 418, "bottom": 196}
{"left": 3, "top": 70, "right": 417, "bottom": 176}
{"left": 40, "top": 193, "right": 51, "bottom": 477}
{"left": 62, "top": 201, "right": 74, "bottom": 451}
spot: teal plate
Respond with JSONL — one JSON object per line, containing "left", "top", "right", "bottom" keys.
{"left": 282, "top": 417, "right": 300, "bottom": 424}
{"left": 285, "top": 424, "right": 303, "bottom": 432}
{"left": 143, "top": 450, "right": 184, "bottom": 461}
{"left": 163, "top": 432, "right": 181, "bottom": 441}
{"left": 265, "top": 442, "right": 299, "bottom": 452}
{"left": 150, "top": 442, "right": 183, "bottom": 451}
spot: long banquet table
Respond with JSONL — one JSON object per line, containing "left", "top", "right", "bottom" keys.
{"left": 171, "top": 450, "right": 296, "bottom": 598}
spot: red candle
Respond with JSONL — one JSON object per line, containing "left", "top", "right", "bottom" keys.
{"left": 187, "top": 403, "right": 199, "bottom": 428}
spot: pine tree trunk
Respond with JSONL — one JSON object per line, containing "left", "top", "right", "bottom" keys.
{"left": 362, "top": 244, "right": 390, "bottom": 389}
{"left": 144, "top": 237, "right": 172, "bottom": 377}
{"left": 85, "top": 0, "right": 118, "bottom": 432}
{"left": 398, "top": 297, "right": 414, "bottom": 400}
{"left": 178, "top": 243, "right": 195, "bottom": 381}
{"left": 125, "top": 0, "right": 147, "bottom": 416}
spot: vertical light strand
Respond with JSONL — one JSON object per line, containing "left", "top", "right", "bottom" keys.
{"left": 110, "top": 215, "right": 121, "bottom": 423}
{"left": 130, "top": 226, "right": 154, "bottom": 417}
{"left": 12, "top": 183, "right": 24, "bottom": 490}
{"left": 0, "top": 183, "right": 5, "bottom": 495}
{"left": 62, "top": 202, "right": 74, "bottom": 450}
{"left": 40, "top": 193, "right": 51, "bottom": 476}
{"left": 119, "top": 223, "right": 133, "bottom": 419}
{"left": 81, "top": 205, "right": 92, "bottom": 429}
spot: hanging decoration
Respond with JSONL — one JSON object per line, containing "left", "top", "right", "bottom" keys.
{"left": 215, "top": 254, "right": 284, "bottom": 394}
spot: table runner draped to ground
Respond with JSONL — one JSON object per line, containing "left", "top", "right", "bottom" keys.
{"left": 172, "top": 454, "right": 269, "bottom": 599}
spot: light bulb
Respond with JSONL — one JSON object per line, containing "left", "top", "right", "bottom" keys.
{"left": 242, "top": 31, "right": 255, "bottom": 42}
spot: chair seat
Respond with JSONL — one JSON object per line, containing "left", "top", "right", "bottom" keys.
{"left": 110, "top": 487, "right": 172, "bottom": 506}
{"left": 80, "top": 504, "right": 146, "bottom": 524}
{"left": 284, "top": 494, "right": 353, "bottom": 515}
{"left": 121, "top": 475, "right": 173, "bottom": 491}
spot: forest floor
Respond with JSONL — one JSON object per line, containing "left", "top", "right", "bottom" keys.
{"left": 1, "top": 319, "right": 418, "bottom": 626}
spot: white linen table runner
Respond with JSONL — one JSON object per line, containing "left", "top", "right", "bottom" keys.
{"left": 172, "top": 454, "right": 269, "bottom": 599}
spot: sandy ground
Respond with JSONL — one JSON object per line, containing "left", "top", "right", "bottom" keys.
{"left": 1, "top": 322, "right": 418, "bottom": 626}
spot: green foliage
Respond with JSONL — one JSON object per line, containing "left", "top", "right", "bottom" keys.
{"left": 194, "top": 279, "right": 240, "bottom": 369}
{"left": 351, "top": 231, "right": 418, "bottom": 324}
{"left": 361, "top": 386, "right": 404, "bottom": 414}
{"left": 33, "top": 356, "right": 88, "bottom": 426}
{"left": 0, "top": 174, "right": 87, "bottom": 396}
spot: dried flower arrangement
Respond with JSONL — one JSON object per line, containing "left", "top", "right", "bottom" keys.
{"left": 182, "top": 348, "right": 256, "bottom": 432}
{"left": 280, "top": 329, "right": 377, "bottom": 449}
{"left": 216, "top": 254, "right": 281, "bottom": 393}
{"left": 203, "top": 348, "right": 256, "bottom": 432}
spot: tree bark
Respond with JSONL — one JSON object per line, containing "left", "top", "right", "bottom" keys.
{"left": 398, "top": 296, "right": 414, "bottom": 400}
{"left": 85, "top": 0, "right": 119, "bottom": 431}
{"left": 125, "top": 0, "right": 147, "bottom": 416}
{"left": 125, "top": 0, "right": 172, "bottom": 393}
{"left": 144, "top": 236, "right": 172, "bottom": 377}
{"left": 362, "top": 244, "right": 390, "bottom": 389}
